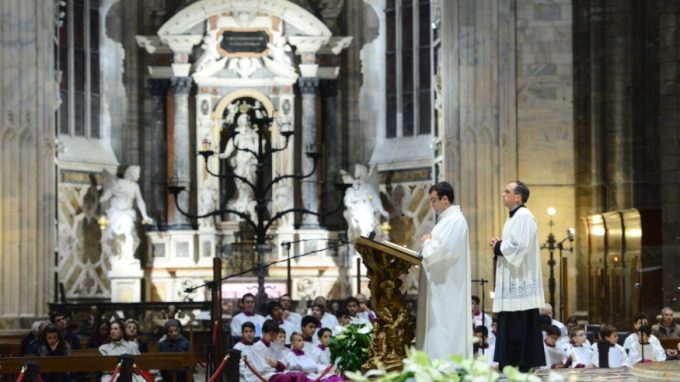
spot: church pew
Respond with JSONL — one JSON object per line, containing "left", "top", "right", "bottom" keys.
{"left": 0, "top": 352, "right": 194, "bottom": 382}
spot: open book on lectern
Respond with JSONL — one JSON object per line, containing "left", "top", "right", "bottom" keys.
{"left": 355, "top": 236, "right": 422, "bottom": 265}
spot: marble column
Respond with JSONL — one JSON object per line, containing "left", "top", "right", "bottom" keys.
{"left": 300, "top": 77, "right": 320, "bottom": 226}
{"left": 144, "top": 78, "right": 169, "bottom": 228}
{"left": 171, "top": 76, "right": 192, "bottom": 228}
{"left": 320, "top": 79, "right": 342, "bottom": 227}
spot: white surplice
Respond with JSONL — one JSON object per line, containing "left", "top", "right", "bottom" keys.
{"left": 418, "top": 205, "right": 472, "bottom": 359}
{"left": 493, "top": 207, "right": 545, "bottom": 312}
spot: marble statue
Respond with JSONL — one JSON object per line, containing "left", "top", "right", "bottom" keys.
{"left": 272, "top": 184, "right": 293, "bottom": 226}
{"left": 219, "top": 111, "right": 259, "bottom": 219}
{"left": 198, "top": 187, "right": 218, "bottom": 228}
{"left": 341, "top": 164, "right": 389, "bottom": 242}
{"left": 194, "top": 32, "right": 227, "bottom": 77}
{"left": 100, "top": 165, "right": 152, "bottom": 261}
{"left": 263, "top": 36, "right": 298, "bottom": 78}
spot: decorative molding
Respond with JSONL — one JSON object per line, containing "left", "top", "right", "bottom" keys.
{"left": 317, "top": 66, "right": 340, "bottom": 79}
{"left": 319, "top": 36, "right": 353, "bottom": 55}
{"left": 157, "top": 0, "right": 332, "bottom": 37}
{"left": 135, "top": 35, "right": 171, "bottom": 54}
{"left": 299, "top": 77, "right": 319, "bottom": 94}
{"left": 288, "top": 36, "right": 330, "bottom": 54}
{"left": 171, "top": 77, "right": 193, "bottom": 94}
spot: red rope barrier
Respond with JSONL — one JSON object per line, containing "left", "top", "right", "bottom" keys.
{"left": 207, "top": 354, "right": 231, "bottom": 382}
{"left": 132, "top": 364, "right": 155, "bottom": 382}
{"left": 194, "top": 341, "right": 207, "bottom": 368}
{"left": 243, "top": 357, "right": 269, "bottom": 382}
{"left": 108, "top": 362, "right": 122, "bottom": 382}
{"left": 312, "top": 364, "right": 335, "bottom": 382}
{"left": 16, "top": 367, "right": 25, "bottom": 382}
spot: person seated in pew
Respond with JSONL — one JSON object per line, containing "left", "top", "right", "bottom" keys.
{"left": 300, "top": 315, "right": 319, "bottom": 354}
{"left": 98, "top": 320, "right": 145, "bottom": 382}
{"left": 22, "top": 320, "right": 48, "bottom": 356}
{"left": 88, "top": 321, "right": 111, "bottom": 349}
{"left": 310, "top": 328, "right": 333, "bottom": 374}
{"left": 591, "top": 324, "right": 630, "bottom": 368}
{"left": 158, "top": 319, "right": 190, "bottom": 382}
{"left": 242, "top": 320, "right": 307, "bottom": 382}
{"left": 565, "top": 326, "right": 594, "bottom": 368}
{"left": 124, "top": 319, "right": 148, "bottom": 353}
{"left": 37, "top": 324, "right": 71, "bottom": 382}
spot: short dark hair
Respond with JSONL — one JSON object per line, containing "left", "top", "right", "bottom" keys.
{"left": 312, "top": 303, "right": 326, "bottom": 314}
{"left": 241, "top": 322, "right": 255, "bottom": 332}
{"left": 599, "top": 324, "right": 617, "bottom": 339}
{"left": 569, "top": 326, "right": 585, "bottom": 338}
{"left": 49, "top": 311, "right": 66, "bottom": 323}
{"left": 335, "top": 308, "right": 351, "bottom": 319}
{"left": 428, "top": 182, "right": 455, "bottom": 204}
{"left": 545, "top": 325, "right": 561, "bottom": 337}
{"left": 241, "top": 293, "right": 256, "bottom": 303}
{"left": 262, "top": 319, "right": 279, "bottom": 334}
{"left": 634, "top": 312, "right": 648, "bottom": 322}
{"left": 471, "top": 295, "right": 480, "bottom": 305}
{"left": 317, "top": 328, "right": 332, "bottom": 338}
{"left": 301, "top": 315, "right": 318, "bottom": 329}
{"left": 513, "top": 180, "right": 530, "bottom": 203}
{"left": 474, "top": 325, "right": 488, "bottom": 337}
{"left": 267, "top": 301, "right": 282, "bottom": 316}
{"left": 345, "top": 297, "right": 359, "bottom": 307}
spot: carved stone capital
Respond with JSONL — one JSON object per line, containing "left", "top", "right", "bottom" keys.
{"left": 171, "top": 76, "right": 193, "bottom": 94}
{"left": 147, "top": 78, "right": 170, "bottom": 97}
{"left": 299, "top": 77, "right": 319, "bottom": 94}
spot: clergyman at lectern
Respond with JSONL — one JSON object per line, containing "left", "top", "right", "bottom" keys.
{"left": 415, "top": 181, "right": 472, "bottom": 359}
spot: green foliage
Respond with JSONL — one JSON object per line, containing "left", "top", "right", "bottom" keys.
{"left": 328, "top": 323, "right": 373, "bottom": 373}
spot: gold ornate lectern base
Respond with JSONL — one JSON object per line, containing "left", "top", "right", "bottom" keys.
{"left": 353, "top": 237, "right": 422, "bottom": 372}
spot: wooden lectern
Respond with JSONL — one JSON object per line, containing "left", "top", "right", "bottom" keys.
{"left": 353, "top": 237, "right": 422, "bottom": 372}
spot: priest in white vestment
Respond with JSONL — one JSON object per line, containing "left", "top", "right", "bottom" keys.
{"left": 417, "top": 181, "right": 472, "bottom": 359}
{"left": 490, "top": 181, "right": 546, "bottom": 372}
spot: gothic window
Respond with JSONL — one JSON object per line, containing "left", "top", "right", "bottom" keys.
{"left": 58, "top": 0, "right": 101, "bottom": 138}
{"left": 385, "top": 0, "right": 432, "bottom": 138}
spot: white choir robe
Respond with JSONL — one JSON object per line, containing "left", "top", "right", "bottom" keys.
{"left": 234, "top": 341, "right": 254, "bottom": 382}
{"left": 474, "top": 312, "right": 493, "bottom": 329}
{"left": 591, "top": 343, "right": 630, "bottom": 368}
{"left": 566, "top": 344, "right": 594, "bottom": 368}
{"left": 244, "top": 340, "right": 285, "bottom": 381}
{"left": 543, "top": 342, "right": 567, "bottom": 369}
{"left": 231, "top": 313, "right": 266, "bottom": 338}
{"left": 623, "top": 332, "right": 663, "bottom": 354}
{"left": 285, "top": 312, "right": 303, "bottom": 331}
{"left": 493, "top": 207, "right": 545, "bottom": 313}
{"left": 303, "top": 340, "right": 316, "bottom": 355}
{"left": 628, "top": 341, "right": 667, "bottom": 364}
{"left": 311, "top": 344, "right": 332, "bottom": 373}
{"left": 416, "top": 205, "right": 472, "bottom": 359}
{"left": 319, "top": 313, "right": 340, "bottom": 334}
{"left": 283, "top": 350, "right": 319, "bottom": 378}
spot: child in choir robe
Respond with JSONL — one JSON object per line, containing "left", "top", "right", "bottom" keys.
{"left": 244, "top": 320, "right": 308, "bottom": 382}
{"left": 284, "top": 333, "right": 319, "bottom": 378}
{"left": 301, "top": 316, "right": 318, "bottom": 354}
{"left": 591, "top": 325, "right": 630, "bottom": 368}
{"left": 565, "top": 327, "right": 594, "bottom": 368}
{"left": 543, "top": 325, "right": 566, "bottom": 369}
{"left": 623, "top": 313, "right": 663, "bottom": 356}
{"left": 277, "top": 328, "right": 290, "bottom": 357}
{"left": 628, "top": 325, "right": 666, "bottom": 364}
{"left": 335, "top": 309, "right": 352, "bottom": 327}
{"left": 311, "top": 328, "right": 333, "bottom": 372}
{"left": 473, "top": 326, "right": 497, "bottom": 369}
{"left": 235, "top": 322, "right": 256, "bottom": 382}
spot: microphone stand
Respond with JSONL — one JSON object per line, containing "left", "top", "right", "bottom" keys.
{"left": 472, "top": 278, "right": 490, "bottom": 354}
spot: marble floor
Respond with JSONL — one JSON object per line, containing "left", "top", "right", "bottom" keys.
{"left": 535, "top": 360, "right": 680, "bottom": 381}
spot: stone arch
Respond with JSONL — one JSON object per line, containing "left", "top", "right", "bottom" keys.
{"left": 158, "top": 0, "right": 331, "bottom": 37}
{"left": 212, "top": 89, "right": 275, "bottom": 120}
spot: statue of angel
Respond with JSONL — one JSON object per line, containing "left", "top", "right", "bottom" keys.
{"left": 194, "top": 31, "right": 227, "bottom": 77}
{"left": 340, "top": 164, "right": 389, "bottom": 242}
{"left": 100, "top": 165, "right": 153, "bottom": 261}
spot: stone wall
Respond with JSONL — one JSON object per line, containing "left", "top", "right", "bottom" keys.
{"left": 0, "top": 0, "right": 57, "bottom": 325}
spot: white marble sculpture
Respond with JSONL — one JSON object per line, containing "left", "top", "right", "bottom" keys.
{"left": 100, "top": 165, "right": 152, "bottom": 261}
{"left": 219, "top": 111, "right": 259, "bottom": 219}
{"left": 263, "top": 36, "right": 298, "bottom": 78}
{"left": 198, "top": 187, "right": 218, "bottom": 228}
{"left": 272, "top": 183, "right": 294, "bottom": 227}
{"left": 341, "top": 164, "right": 389, "bottom": 242}
{"left": 194, "top": 31, "right": 227, "bottom": 77}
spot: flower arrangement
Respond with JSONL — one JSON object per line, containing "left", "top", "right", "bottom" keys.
{"left": 328, "top": 323, "right": 373, "bottom": 373}
{"left": 344, "top": 348, "right": 551, "bottom": 382}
